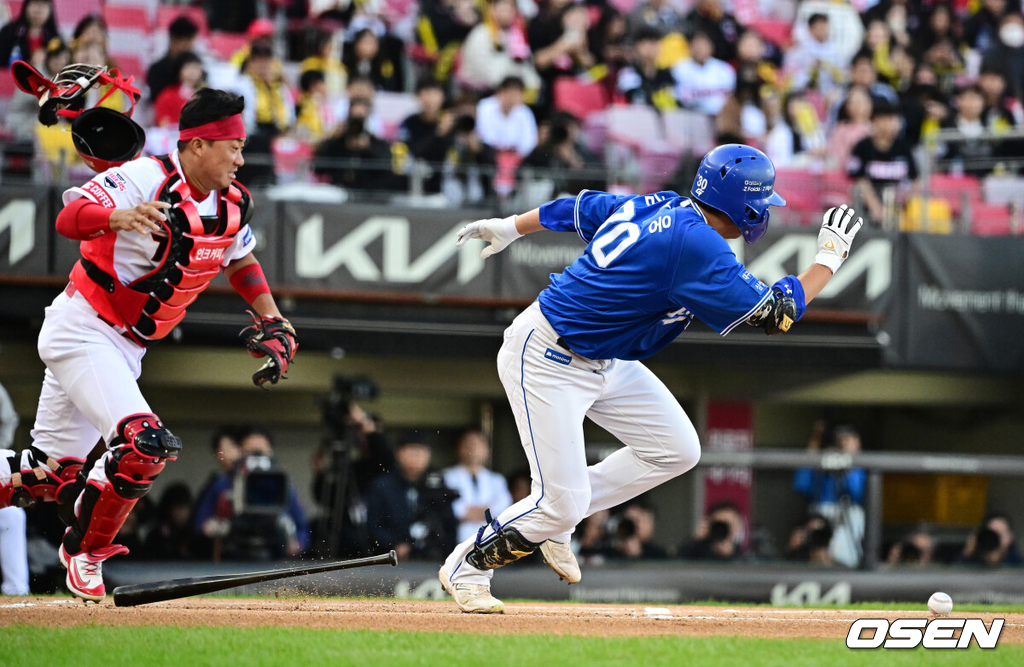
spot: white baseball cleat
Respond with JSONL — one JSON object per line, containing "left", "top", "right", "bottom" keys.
{"left": 540, "top": 540, "right": 581, "bottom": 584}
{"left": 59, "top": 544, "right": 128, "bottom": 602}
{"left": 438, "top": 567, "right": 505, "bottom": 614}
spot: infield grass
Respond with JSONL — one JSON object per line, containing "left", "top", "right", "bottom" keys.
{"left": 4, "top": 625, "right": 1022, "bottom": 667}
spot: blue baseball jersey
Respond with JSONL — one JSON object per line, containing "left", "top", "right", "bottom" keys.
{"left": 535, "top": 190, "right": 806, "bottom": 360}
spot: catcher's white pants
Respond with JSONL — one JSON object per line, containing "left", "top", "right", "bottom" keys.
{"left": 28, "top": 290, "right": 150, "bottom": 486}
{"left": 0, "top": 506, "right": 29, "bottom": 595}
{"left": 444, "top": 302, "right": 701, "bottom": 585}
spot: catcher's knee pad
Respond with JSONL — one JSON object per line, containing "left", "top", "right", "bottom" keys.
{"left": 63, "top": 413, "right": 180, "bottom": 555}
{"left": 466, "top": 523, "right": 540, "bottom": 571}
{"left": 0, "top": 447, "right": 84, "bottom": 510}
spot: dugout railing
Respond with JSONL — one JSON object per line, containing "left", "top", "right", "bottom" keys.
{"left": 691, "top": 449, "right": 1024, "bottom": 570}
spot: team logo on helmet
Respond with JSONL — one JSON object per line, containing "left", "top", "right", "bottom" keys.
{"left": 694, "top": 175, "right": 708, "bottom": 196}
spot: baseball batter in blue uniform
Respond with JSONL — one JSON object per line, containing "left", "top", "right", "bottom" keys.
{"left": 438, "top": 144, "right": 863, "bottom": 613}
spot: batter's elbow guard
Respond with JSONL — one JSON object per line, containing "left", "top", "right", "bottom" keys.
{"left": 747, "top": 288, "right": 797, "bottom": 336}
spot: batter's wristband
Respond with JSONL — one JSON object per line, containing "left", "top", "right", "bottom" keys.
{"left": 228, "top": 262, "right": 272, "bottom": 304}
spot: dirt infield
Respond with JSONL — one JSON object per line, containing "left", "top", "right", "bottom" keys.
{"left": 2, "top": 597, "right": 1022, "bottom": 642}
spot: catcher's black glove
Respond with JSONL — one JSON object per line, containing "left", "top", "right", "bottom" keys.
{"left": 240, "top": 311, "right": 297, "bottom": 387}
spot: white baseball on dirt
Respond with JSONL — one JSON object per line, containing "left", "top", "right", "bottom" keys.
{"left": 928, "top": 592, "right": 953, "bottom": 615}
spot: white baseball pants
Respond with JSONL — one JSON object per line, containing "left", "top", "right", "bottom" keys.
{"left": 444, "top": 302, "right": 701, "bottom": 584}
{"left": 0, "top": 506, "right": 29, "bottom": 595}
{"left": 27, "top": 289, "right": 150, "bottom": 487}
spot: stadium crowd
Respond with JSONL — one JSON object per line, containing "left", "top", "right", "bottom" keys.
{"left": 1, "top": 0, "right": 1024, "bottom": 231}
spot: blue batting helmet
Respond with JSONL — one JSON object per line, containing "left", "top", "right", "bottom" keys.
{"left": 690, "top": 144, "right": 786, "bottom": 243}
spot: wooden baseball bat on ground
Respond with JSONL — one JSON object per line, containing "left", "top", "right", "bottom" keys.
{"left": 112, "top": 550, "right": 398, "bottom": 607}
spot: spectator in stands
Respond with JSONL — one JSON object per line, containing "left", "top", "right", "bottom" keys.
{"left": 863, "top": 0, "right": 919, "bottom": 49}
{"left": 476, "top": 75, "right": 538, "bottom": 157}
{"left": 142, "top": 483, "right": 194, "bottom": 561}
{"left": 416, "top": 0, "right": 480, "bottom": 83}
{"left": 829, "top": 86, "right": 874, "bottom": 172}
{"left": 783, "top": 13, "right": 846, "bottom": 98}
{"left": 914, "top": 2, "right": 964, "bottom": 85}
{"left": 609, "top": 501, "right": 667, "bottom": 560}
{"left": 208, "top": 0, "right": 258, "bottom": 34}
{"left": 617, "top": 26, "right": 678, "bottom": 111}
{"left": 314, "top": 97, "right": 402, "bottom": 191}
{"left": 847, "top": 49, "right": 900, "bottom": 107}
{"left": 506, "top": 468, "right": 531, "bottom": 503}
{"left": 343, "top": 28, "right": 403, "bottom": 92}
{"left": 529, "top": 0, "right": 596, "bottom": 104}
{"left": 0, "top": 0, "right": 58, "bottom": 69}
{"left": 786, "top": 513, "right": 834, "bottom": 565}
{"left": 459, "top": 0, "right": 541, "bottom": 93}
{"left": 959, "top": 514, "right": 1023, "bottom": 566}
{"left": 147, "top": 16, "right": 200, "bottom": 103}
{"left": 520, "top": 110, "right": 603, "bottom": 193}
{"left": 979, "top": 64, "right": 1023, "bottom": 128}
{"left": 70, "top": 14, "right": 107, "bottom": 53}
{"left": 684, "top": 0, "right": 741, "bottom": 62}
{"left": 439, "top": 114, "right": 498, "bottom": 204}
{"left": 154, "top": 52, "right": 205, "bottom": 127}
{"left": 627, "top": 0, "right": 683, "bottom": 40}
{"left": 443, "top": 429, "right": 513, "bottom": 544}
{"left": 965, "top": 0, "right": 1012, "bottom": 53}
{"left": 336, "top": 77, "right": 386, "bottom": 138}
{"left": 716, "top": 77, "right": 767, "bottom": 145}
{"left": 863, "top": 19, "right": 899, "bottom": 90}
{"left": 682, "top": 502, "right": 746, "bottom": 561}
{"left": 673, "top": 31, "right": 735, "bottom": 116}
{"left": 399, "top": 77, "right": 450, "bottom": 160}
{"left": 982, "top": 14, "right": 1024, "bottom": 102}
{"left": 301, "top": 29, "right": 346, "bottom": 98}
{"left": 237, "top": 43, "right": 294, "bottom": 186}
{"left": 848, "top": 101, "right": 918, "bottom": 224}
{"left": 887, "top": 529, "right": 934, "bottom": 565}
{"left": 939, "top": 84, "right": 1004, "bottom": 176}
{"left": 589, "top": 7, "right": 630, "bottom": 71}
{"left": 294, "top": 70, "right": 337, "bottom": 144}
{"left": 364, "top": 437, "right": 457, "bottom": 561}
{"left": 899, "top": 63, "right": 949, "bottom": 147}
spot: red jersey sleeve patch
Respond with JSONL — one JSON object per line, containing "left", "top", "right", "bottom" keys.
{"left": 82, "top": 181, "right": 116, "bottom": 208}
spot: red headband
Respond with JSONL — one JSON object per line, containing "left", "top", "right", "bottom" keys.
{"left": 179, "top": 114, "right": 246, "bottom": 142}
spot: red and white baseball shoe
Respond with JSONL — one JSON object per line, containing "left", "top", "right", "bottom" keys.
{"left": 59, "top": 544, "right": 129, "bottom": 602}
{"left": 540, "top": 540, "right": 581, "bottom": 584}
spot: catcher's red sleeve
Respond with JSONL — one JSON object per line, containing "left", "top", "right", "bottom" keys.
{"left": 56, "top": 198, "right": 112, "bottom": 240}
{"left": 228, "top": 261, "right": 272, "bottom": 304}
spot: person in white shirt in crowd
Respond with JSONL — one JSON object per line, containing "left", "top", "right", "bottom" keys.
{"left": 672, "top": 31, "right": 736, "bottom": 116}
{"left": 0, "top": 380, "right": 28, "bottom": 596}
{"left": 443, "top": 429, "right": 514, "bottom": 544}
{"left": 459, "top": 0, "right": 542, "bottom": 91}
{"left": 475, "top": 76, "right": 539, "bottom": 157}
{"left": 784, "top": 13, "right": 847, "bottom": 98}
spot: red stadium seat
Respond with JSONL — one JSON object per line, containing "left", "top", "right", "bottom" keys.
{"left": 748, "top": 19, "right": 792, "bottom": 48}
{"left": 663, "top": 108, "right": 714, "bottom": 155}
{"left": 206, "top": 32, "right": 249, "bottom": 61}
{"left": 102, "top": 4, "right": 152, "bottom": 31}
{"left": 272, "top": 136, "right": 313, "bottom": 182}
{"left": 773, "top": 168, "right": 823, "bottom": 215}
{"left": 553, "top": 78, "right": 609, "bottom": 121}
{"left": 494, "top": 150, "right": 523, "bottom": 199}
{"left": 970, "top": 202, "right": 1014, "bottom": 236}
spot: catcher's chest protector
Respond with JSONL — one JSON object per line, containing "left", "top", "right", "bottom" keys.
{"left": 71, "top": 155, "right": 253, "bottom": 343}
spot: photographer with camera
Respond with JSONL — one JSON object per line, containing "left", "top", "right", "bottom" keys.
{"left": 313, "top": 91, "right": 405, "bottom": 191}
{"left": 786, "top": 513, "right": 835, "bottom": 566}
{"left": 364, "top": 437, "right": 457, "bottom": 562}
{"left": 193, "top": 426, "right": 309, "bottom": 560}
{"left": 682, "top": 501, "right": 746, "bottom": 561}
{"left": 958, "top": 513, "right": 1022, "bottom": 567}
{"left": 607, "top": 501, "right": 667, "bottom": 560}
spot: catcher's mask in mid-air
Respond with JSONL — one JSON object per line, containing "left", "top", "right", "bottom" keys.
{"left": 11, "top": 60, "right": 146, "bottom": 172}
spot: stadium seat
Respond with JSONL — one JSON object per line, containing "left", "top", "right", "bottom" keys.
{"left": 982, "top": 175, "right": 1024, "bottom": 206}
{"left": 102, "top": 4, "right": 153, "bottom": 32}
{"left": 54, "top": 0, "right": 102, "bottom": 34}
{"left": 373, "top": 91, "right": 421, "bottom": 143}
{"left": 748, "top": 19, "right": 793, "bottom": 48}
{"left": 970, "top": 202, "right": 1015, "bottom": 236}
{"left": 272, "top": 136, "right": 313, "bottom": 183}
{"left": 206, "top": 32, "right": 250, "bottom": 61}
{"left": 773, "top": 168, "right": 823, "bottom": 215}
{"left": 604, "top": 105, "right": 682, "bottom": 192}
{"left": 662, "top": 108, "right": 714, "bottom": 156}
{"left": 553, "top": 78, "right": 609, "bottom": 121}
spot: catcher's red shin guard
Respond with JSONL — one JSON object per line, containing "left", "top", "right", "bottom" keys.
{"left": 1, "top": 447, "right": 84, "bottom": 510}
{"left": 62, "top": 413, "right": 181, "bottom": 556}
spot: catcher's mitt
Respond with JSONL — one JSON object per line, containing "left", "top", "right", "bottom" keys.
{"left": 240, "top": 311, "right": 297, "bottom": 388}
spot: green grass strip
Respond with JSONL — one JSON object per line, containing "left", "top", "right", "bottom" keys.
{"left": 3, "top": 625, "right": 1022, "bottom": 667}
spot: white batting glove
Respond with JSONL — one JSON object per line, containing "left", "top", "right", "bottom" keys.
{"left": 815, "top": 204, "right": 863, "bottom": 274}
{"left": 455, "top": 215, "right": 521, "bottom": 259}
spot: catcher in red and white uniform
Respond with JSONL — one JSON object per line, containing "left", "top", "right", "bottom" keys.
{"left": 0, "top": 86, "right": 297, "bottom": 601}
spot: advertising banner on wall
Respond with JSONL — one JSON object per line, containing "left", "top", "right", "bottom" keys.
{"left": 891, "top": 234, "right": 1024, "bottom": 372}
{"left": 0, "top": 187, "right": 52, "bottom": 276}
